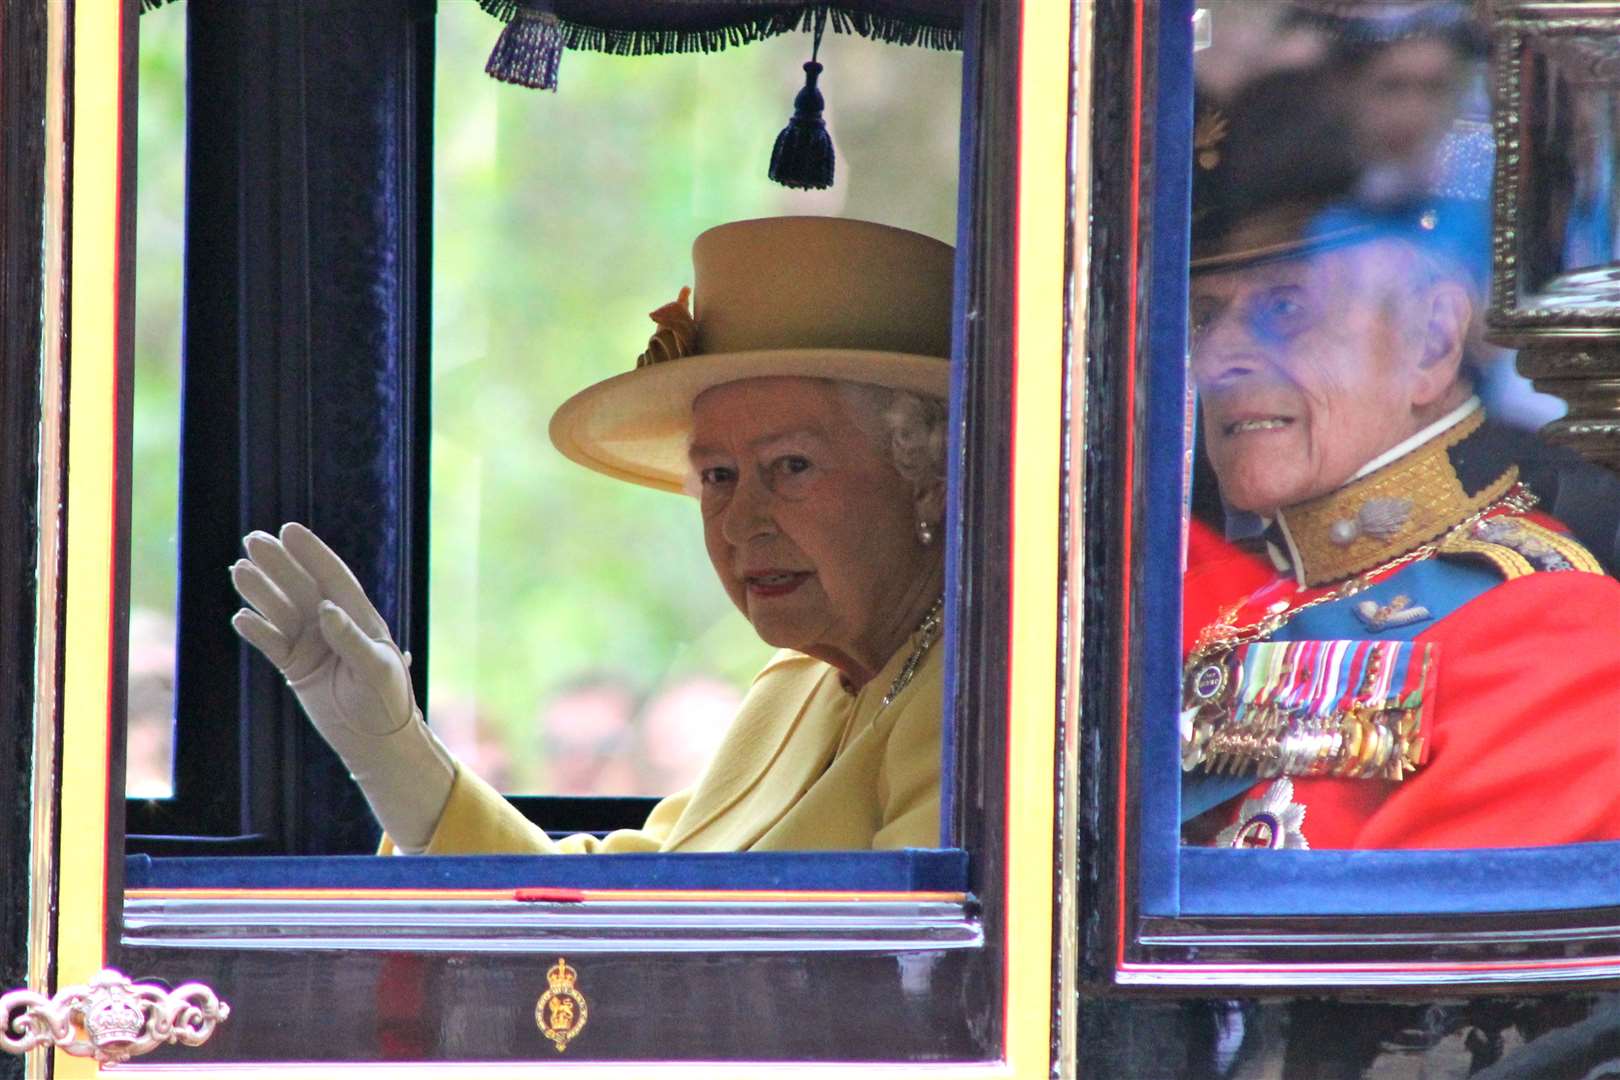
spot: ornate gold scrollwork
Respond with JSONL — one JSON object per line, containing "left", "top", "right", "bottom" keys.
{"left": 1487, "top": 9, "right": 1620, "bottom": 474}
{"left": 0, "top": 968, "right": 230, "bottom": 1064}
{"left": 1516, "top": 346, "right": 1620, "bottom": 473}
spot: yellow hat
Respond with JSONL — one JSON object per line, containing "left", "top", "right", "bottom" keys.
{"left": 548, "top": 216, "right": 953, "bottom": 493}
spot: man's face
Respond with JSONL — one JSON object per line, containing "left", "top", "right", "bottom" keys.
{"left": 1348, "top": 39, "right": 1465, "bottom": 167}
{"left": 1190, "top": 242, "right": 1438, "bottom": 514}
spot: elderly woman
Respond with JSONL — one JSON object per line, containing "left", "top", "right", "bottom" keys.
{"left": 229, "top": 217, "right": 953, "bottom": 854}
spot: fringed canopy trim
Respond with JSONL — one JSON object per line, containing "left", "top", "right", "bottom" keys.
{"left": 475, "top": 1, "right": 962, "bottom": 54}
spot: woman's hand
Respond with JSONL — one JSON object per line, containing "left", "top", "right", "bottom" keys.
{"left": 231, "top": 522, "right": 414, "bottom": 737}
{"left": 230, "top": 522, "right": 455, "bottom": 851}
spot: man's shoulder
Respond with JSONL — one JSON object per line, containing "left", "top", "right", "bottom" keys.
{"left": 1411, "top": 510, "right": 1620, "bottom": 646}
{"left": 1472, "top": 419, "right": 1620, "bottom": 575}
{"left": 1285, "top": 513, "right": 1610, "bottom": 641}
{"left": 1434, "top": 509, "right": 1607, "bottom": 581}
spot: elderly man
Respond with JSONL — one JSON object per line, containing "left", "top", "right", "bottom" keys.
{"left": 1178, "top": 196, "right": 1620, "bottom": 850}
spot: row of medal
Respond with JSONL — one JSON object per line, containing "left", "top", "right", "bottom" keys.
{"left": 1181, "top": 638, "right": 1434, "bottom": 781}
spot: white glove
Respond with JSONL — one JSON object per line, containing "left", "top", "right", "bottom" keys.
{"left": 230, "top": 522, "right": 454, "bottom": 853}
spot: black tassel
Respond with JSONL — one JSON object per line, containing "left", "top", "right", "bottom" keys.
{"left": 485, "top": 5, "right": 564, "bottom": 91}
{"left": 769, "top": 60, "right": 836, "bottom": 190}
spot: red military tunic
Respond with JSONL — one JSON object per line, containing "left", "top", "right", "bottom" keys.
{"left": 1183, "top": 507, "right": 1620, "bottom": 849}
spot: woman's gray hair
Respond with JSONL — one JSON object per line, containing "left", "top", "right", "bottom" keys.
{"left": 681, "top": 379, "right": 949, "bottom": 498}
{"left": 835, "top": 381, "right": 949, "bottom": 497}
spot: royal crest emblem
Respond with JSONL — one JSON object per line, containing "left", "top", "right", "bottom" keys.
{"left": 534, "top": 957, "right": 589, "bottom": 1053}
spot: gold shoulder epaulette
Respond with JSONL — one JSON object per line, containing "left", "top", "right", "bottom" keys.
{"left": 1437, "top": 514, "right": 1605, "bottom": 581}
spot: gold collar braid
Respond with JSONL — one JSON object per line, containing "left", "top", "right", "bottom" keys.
{"left": 1275, "top": 409, "right": 1517, "bottom": 587}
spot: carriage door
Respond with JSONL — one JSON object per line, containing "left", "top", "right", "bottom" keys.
{"left": 5, "top": 1, "right": 1079, "bottom": 1076}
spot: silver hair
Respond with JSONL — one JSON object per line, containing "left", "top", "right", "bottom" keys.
{"left": 835, "top": 381, "right": 949, "bottom": 497}
{"left": 682, "top": 379, "right": 949, "bottom": 498}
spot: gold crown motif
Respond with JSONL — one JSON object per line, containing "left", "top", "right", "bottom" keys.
{"left": 546, "top": 958, "right": 577, "bottom": 992}
{"left": 535, "top": 957, "right": 588, "bottom": 1052}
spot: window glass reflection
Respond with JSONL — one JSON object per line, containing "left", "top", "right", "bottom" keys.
{"left": 1516, "top": 34, "right": 1620, "bottom": 309}
{"left": 129, "top": 1, "right": 186, "bottom": 799}
{"left": 1181, "top": 0, "right": 1620, "bottom": 850}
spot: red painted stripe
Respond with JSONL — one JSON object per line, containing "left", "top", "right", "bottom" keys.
{"left": 98, "top": 2, "right": 131, "bottom": 969}
{"left": 514, "top": 887, "right": 588, "bottom": 903}
{"left": 1114, "top": 0, "right": 1147, "bottom": 971}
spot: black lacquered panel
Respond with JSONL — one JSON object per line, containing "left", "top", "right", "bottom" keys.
{"left": 120, "top": 928, "right": 992, "bottom": 1062}
{"left": 1080, "top": 993, "right": 1620, "bottom": 1079}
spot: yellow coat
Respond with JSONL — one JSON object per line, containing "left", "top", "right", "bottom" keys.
{"left": 388, "top": 632, "right": 943, "bottom": 854}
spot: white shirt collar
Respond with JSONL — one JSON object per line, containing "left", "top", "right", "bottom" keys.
{"left": 1349, "top": 396, "right": 1481, "bottom": 482}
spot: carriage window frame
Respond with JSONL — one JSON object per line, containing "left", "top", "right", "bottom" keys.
{"left": 1085, "top": 0, "right": 1620, "bottom": 988}
{"left": 29, "top": 0, "right": 1078, "bottom": 1070}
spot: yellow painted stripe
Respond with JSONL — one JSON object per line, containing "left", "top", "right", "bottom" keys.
{"left": 1005, "top": 0, "right": 1071, "bottom": 1074}
{"left": 56, "top": 2, "right": 123, "bottom": 1077}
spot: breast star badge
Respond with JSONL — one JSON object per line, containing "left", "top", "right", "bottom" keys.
{"left": 1215, "top": 777, "right": 1309, "bottom": 850}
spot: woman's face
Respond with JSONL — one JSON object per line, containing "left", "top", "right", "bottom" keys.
{"left": 689, "top": 377, "right": 942, "bottom": 686}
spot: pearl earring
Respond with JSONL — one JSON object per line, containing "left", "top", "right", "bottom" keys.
{"left": 916, "top": 520, "right": 936, "bottom": 546}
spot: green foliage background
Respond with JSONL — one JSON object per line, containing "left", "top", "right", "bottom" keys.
{"left": 133, "top": 0, "right": 960, "bottom": 795}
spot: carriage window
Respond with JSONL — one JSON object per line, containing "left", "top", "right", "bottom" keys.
{"left": 427, "top": 6, "right": 961, "bottom": 798}
{"left": 125, "top": 0, "right": 971, "bottom": 866}
{"left": 1119, "top": 0, "right": 1620, "bottom": 935}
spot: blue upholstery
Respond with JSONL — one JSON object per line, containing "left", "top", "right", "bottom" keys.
{"left": 1183, "top": 844, "right": 1620, "bottom": 915}
{"left": 125, "top": 849, "right": 970, "bottom": 892}
{"left": 941, "top": 0, "right": 982, "bottom": 848}
{"left": 1138, "top": 0, "right": 1196, "bottom": 918}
